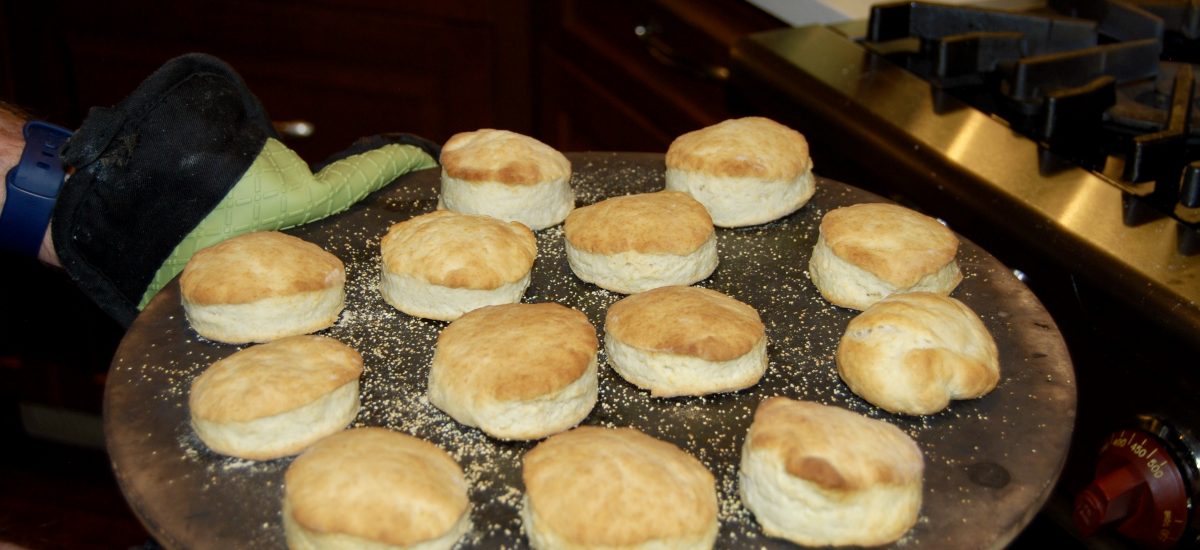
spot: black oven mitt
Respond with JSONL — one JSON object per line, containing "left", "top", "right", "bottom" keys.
{"left": 51, "top": 53, "right": 439, "bottom": 326}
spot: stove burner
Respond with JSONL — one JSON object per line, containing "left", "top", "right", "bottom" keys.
{"left": 864, "top": 1, "right": 1200, "bottom": 235}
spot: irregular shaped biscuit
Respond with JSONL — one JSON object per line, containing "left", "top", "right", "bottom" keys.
{"left": 837, "top": 292, "right": 1000, "bottom": 415}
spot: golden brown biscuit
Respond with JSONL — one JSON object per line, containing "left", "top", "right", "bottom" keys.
{"left": 439, "top": 129, "right": 574, "bottom": 230}
{"left": 563, "top": 191, "right": 717, "bottom": 293}
{"left": 427, "top": 302, "right": 599, "bottom": 440}
{"left": 665, "top": 117, "right": 815, "bottom": 227}
{"left": 380, "top": 210, "right": 537, "bottom": 321}
{"left": 180, "top": 231, "right": 345, "bottom": 343}
{"left": 188, "top": 335, "right": 362, "bottom": 460}
{"left": 604, "top": 286, "right": 767, "bottom": 396}
{"left": 521, "top": 426, "right": 718, "bottom": 549}
{"left": 283, "top": 427, "right": 470, "bottom": 550}
{"left": 808, "top": 203, "right": 962, "bottom": 310}
{"left": 837, "top": 292, "right": 1000, "bottom": 415}
{"left": 739, "top": 397, "right": 924, "bottom": 547}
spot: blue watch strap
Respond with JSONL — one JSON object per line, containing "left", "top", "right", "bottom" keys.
{"left": 0, "top": 121, "right": 73, "bottom": 257}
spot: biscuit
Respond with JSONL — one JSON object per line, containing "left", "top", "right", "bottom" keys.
{"left": 739, "top": 397, "right": 924, "bottom": 546}
{"left": 522, "top": 426, "right": 718, "bottom": 549}
{"left": 439, "top": 129, "right": 574, "bottom": 230}
{"left": 808, "top": 202, "right": 962, "bottom": 310}
{"left": 604, "top": 286, "right": 766, "bottom": 397}
{"left": 837, "top": 292, "right": 1000, "bottom": 415}
{"left": 188, "top": 335, "right": 362, "bottom": 460}
{"left": 380, "top": 210, "right": 537, "bottom": 321}
{"left": 283, "top": 427, "right": 470, "bottom": 550}
{"left": 180, "top": 231, "right": 345, "bottom": 344}
{"left": 563, "top": 191, "right": 717, "bottom": 294}
{"left": 665, "top": 117, "right": 815, "bottom": 227}
{"left": 427, "top": 302, "right": 598, "bottom": 440}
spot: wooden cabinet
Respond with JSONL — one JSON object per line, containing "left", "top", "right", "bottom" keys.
{"left": 1, "top": 0, "right": 783, "bottom": 157}
{"left": 1, "top": 0, "right": 533, "bottom": 162}
{"left": 534, "top": 0, "right": 784, "bottom": 151}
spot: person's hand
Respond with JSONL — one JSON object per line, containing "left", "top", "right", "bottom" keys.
{"left": 49, "top": 54, "right": 438, "bottom": 326}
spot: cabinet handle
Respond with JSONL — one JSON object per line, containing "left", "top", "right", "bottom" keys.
{"left": 634, "top": 22, "right": 730, "bottom": 82}
{"left": 273, "top": 120, "right": 315, "bottom": 139}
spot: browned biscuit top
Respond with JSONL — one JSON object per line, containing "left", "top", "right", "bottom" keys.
{"left": 606, "top": 286, "right": 764, "bottom": 362}
{"left": 523, "top": 426, "right": 717, "bottom": 546}
{"left": 284, "top": 427, "right": 468, "bottom": 546}
{"left": 746, "top": 397, "right": 924, "bottom": 491}
{"left": 440, "top": 129, "right": 570, "bottom": 186}
{"left": 381, "top": 210, "right": 537, "bottom": 289}
{"left": 180, "top": 231, "right": 345, "bottom": 306}
{"left": 189, "top": 335, "right": 363, "bottom": 423}
{"left": 563, "top": 191, "right": 714, "bottom": 255}
{"left": 665, "top": 117, "right": 811, "bottom": 180}
{"left": 819, "top": 203, "right": 959, "bottom": 288}
{"left": 432, "top": 303, "right": 598, "bottom": 401}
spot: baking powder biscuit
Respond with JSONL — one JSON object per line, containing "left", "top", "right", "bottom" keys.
{"left": 522, "top": 426, "right": 718, "bottom": 549}
{"left": 564, "top": 191, "right": 717, "bottom": 294}
{"left": 439, "top": 129, "right": 574, "bottom": 230}
{"left": 188, "top": 335, "right": 362, "bottom": 460}
{"left": 837, "top": 292, "right": 1000, "bottom": 415}
{"left": 666, "top": 117, "right": 815, "bottom": 227}
{"left": 283, "top": 427, "right": 470, "bottom": 550}
{"left": 604, "top": 285, "right": 766, "bottom": 397}
{"left": 739, "top": 397, "right": 924, "bottom": 546}
{"left": 427, "top": 302, "right": 598, "bottom": 440}
{"left": 180, "top": 231, "right": 345, "bottom": 344}
{"left": 380, "top": 210, "right": 537, "bottom": 321}
{"left": 808, "top": 202, "right": 962, "bottom": 310}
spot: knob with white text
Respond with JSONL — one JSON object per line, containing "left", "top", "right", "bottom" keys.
{"left": 1074, "top": 417, "right": 1199, "bottom": 548}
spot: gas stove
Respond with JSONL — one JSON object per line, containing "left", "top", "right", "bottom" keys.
{"left": 864, "top": 1, "right": 1200, "bottom": 237}
{"left": 729, "top": 1, "right": 1199, "bottom": 547}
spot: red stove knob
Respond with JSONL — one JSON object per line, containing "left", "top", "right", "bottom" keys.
{"left": 1074, "top": 429, "right": 1190, "bottom": 548}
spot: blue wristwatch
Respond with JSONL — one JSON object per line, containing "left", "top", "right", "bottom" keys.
{"left": 0, "top": 121, "right": 73, "bottom": 257}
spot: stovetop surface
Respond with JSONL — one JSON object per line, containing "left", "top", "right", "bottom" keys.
{"left": 732, "top": 24, "right": 1200, "bottom": 347}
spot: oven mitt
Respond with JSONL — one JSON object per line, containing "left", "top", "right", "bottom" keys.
{"left": 51, "top": 53, "right": 438, "bottom": 326}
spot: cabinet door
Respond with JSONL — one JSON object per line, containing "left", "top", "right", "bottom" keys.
{"left": 535, "top": 0, "right": 782, "bottom": 152}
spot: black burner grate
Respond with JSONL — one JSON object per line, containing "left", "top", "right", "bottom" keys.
{"left": 863, "top": 1, "right": 1200, "bottom": 233}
